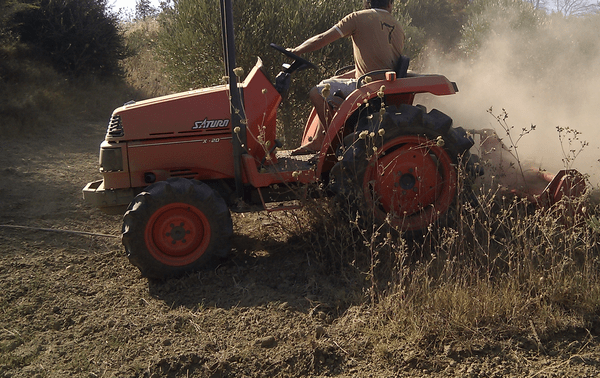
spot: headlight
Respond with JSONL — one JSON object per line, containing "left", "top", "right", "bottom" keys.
{"left": 99, "top": 144, "right": 123, "bottom": 172}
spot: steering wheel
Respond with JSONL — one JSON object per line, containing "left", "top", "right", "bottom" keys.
{"left": 270, "top": 43, "right": 317, "bottom": 73}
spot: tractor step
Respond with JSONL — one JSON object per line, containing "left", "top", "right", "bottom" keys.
{"left": 261, "top": 199, "right": 302, "bottom": 212}
{"left": 272, "top": 150, "right": 318, "bottom": 172}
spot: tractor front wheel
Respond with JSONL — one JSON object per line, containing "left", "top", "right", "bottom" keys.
{"left": 122, "top": 178, "right": 232, "bottom": 279}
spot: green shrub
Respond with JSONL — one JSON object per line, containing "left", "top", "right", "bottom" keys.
{"left": 400, "top": 0, "right": 467, "bottom": 51}
{"left": 12, "top": 0, "right": 126, "bottom": 76}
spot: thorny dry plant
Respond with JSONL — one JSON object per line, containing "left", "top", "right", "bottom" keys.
{"left": 286, "top": 105, "right": 599, "bottom": 346}
{"left": 556, "top": 125, "right": 589, "bottom": 169}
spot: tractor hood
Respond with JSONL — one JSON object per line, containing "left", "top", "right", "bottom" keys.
{"left": 105, "top": 85, "right": 233, "bottom": 142}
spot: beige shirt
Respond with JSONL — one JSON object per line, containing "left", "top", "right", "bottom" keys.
{"left": 335, "top": 9, "right": 405, "bottom": 78}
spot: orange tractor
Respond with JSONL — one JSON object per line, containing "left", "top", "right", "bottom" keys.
{"left": 83, "top": 0, "right": 584, "bottom": 278}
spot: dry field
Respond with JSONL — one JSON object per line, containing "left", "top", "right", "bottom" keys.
{"left": 1, "top": 119, "right": 599, "bottom": 377}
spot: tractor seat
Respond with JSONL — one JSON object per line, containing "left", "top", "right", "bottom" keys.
{"left": 327, "top": 55, "right": 410, "bottom": 109}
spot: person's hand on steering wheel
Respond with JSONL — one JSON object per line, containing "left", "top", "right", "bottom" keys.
{"left": 270, "top": 43, "right": 317, "bottom": 74}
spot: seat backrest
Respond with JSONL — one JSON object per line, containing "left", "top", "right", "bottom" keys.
{"left": 395, "top": 55, "right": 410, "bottom": 78}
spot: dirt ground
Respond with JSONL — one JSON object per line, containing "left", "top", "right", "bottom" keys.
{"left": 1, "top": 120, "right": 600, "bottom": 377}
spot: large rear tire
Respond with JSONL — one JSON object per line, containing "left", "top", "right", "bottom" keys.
{"left": 329, "top": 104, "right": 473, "bottom": 232}
{"left": 122, "top": 178, "right": 232, "bottom": 279}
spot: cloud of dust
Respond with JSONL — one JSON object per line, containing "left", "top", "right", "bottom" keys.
{"left": 422, "top": 12, "right": 600, "bottom": 185}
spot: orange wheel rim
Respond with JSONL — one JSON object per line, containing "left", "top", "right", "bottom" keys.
{"left": 363, "top": 135, "right": 457, "bottom": 231}
{"left": 145, "top": 202, "right": 211, "bottom": 266}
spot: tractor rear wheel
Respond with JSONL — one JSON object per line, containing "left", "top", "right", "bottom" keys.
{"left": 122, "top": 178, "right": 232, "bottom": 279}
{"left": 329, "top": 104, "right": 473, "bottom": 232}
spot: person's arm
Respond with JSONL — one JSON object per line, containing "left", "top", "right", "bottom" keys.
{"left": 290, "top": 26, "right": 343, "bottom": 55}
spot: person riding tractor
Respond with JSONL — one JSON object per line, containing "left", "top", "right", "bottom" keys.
{"left": 288, "top": 0, "right": 405, "bottom": 155}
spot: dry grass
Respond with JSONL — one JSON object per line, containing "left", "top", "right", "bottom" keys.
{"left": 270, "top": 153, "right": 600, "bottom": 351}
{"left": 120, "top": 18, "right": 172, "bottom": 99}
{"left": 0, "top": 44, "right": 139, "bottom": 137}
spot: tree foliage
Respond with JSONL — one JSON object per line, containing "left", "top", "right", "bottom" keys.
{"left": 11, "top": 0, "right": 126, "bottom": 76}
{"left": 0, "top": 0, "right": 30, "bottom": 42}
{"left": 460, "top": 0, "right": 545, "bottom": 56}
{"left": 548, "top": 0, "right": 600, "bottom": 16}
{"left": 135, "top": 0, "right": 159, "bottom": 20}
{"left": 399, "top": 0, "right": 468, "bottom": 50}
{"left": 157, "top": 0, "right": 359, "bottom": 89}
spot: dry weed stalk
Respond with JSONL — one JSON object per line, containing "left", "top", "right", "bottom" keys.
{"left": 289, "top": 111, "right": 600, "bottom": 348}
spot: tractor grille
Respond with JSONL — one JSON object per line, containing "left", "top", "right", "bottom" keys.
{"left": 106, "top": 114, "right": 124, "bottom": 138}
